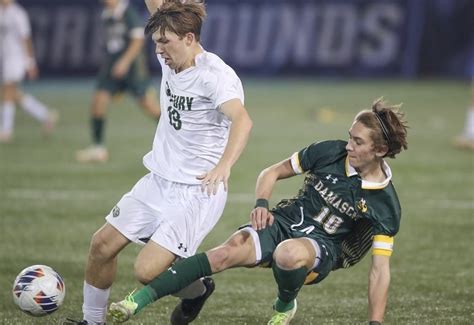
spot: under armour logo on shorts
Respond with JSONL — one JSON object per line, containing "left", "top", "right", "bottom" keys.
{"left": 178, "top": 243, "right": 188, "bottom": 252}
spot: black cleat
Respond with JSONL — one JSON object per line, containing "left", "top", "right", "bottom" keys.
{"left": 170, "top": 277, "right": 215, "bottom": 325}
{"left": 60, "top": 319, "right": 89, "bottom": 325}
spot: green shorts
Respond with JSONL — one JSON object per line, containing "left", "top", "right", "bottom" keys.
{"left": 96, "top": 55, "right": 152, "bottom": 98}
{"left": 240, "top": 212, "right": 339, "bottom": 285}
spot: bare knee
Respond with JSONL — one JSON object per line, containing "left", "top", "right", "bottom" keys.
{"left": 88, "top": 225, "right": 127, "bottom": 264}
{"left": 134, "top": 260, "right": 164, "bottom": 285}
{"left": 134, "top": 265, "right": 149, "bottom": 285}
{"left": 89, "top": 231, "right": 115, "bottom": 263}
{"left": 91, "top": 91, "right": 109, "bottom": 116}
{"left": 207, "top": 245, "right": 234, "bottom": 273}
{"left": 133, "top": 242, "right": 177, "bottom": 284}
{"left": 273, "top": 240, "right": 307, "bottom": 269}
{"left": 207, "top": 231, "right": 256, "bottom": 272}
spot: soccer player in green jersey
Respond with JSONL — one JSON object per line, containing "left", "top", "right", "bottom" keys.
{"left": 109, "top": 97, "right": 408, "bottom": 325}
{"left": 76, "top": 0, "right": 161, "bottom": 163}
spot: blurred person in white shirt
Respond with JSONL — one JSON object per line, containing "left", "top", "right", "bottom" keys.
{"left": 0, "top": 0, "right": 57, "bottom": 143}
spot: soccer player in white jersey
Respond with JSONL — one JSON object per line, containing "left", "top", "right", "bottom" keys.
{"left": 63, "top": 0, "right": 253, "bottom": 324}
{"left": 0, "top": 0, "right": 57, "bottom": 143}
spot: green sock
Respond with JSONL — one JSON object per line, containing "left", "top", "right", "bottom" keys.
{"left": 271, "top": 263, "right": 307, "bottom": 312}
{"left": 91, "top": 117, "right": 104, "bottom": 145}
{"left": 274, "top": 297, "right": 295, "bottom": 313}
{"left": 132, "top": 253, "right": 212, "bottom": 314}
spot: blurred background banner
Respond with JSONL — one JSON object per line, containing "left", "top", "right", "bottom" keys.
{"left": 20, "top": 0, "right": 473, "bottom": 78}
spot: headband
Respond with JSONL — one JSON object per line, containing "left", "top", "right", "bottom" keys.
{"left": 374, "top": 111, "right": 391, "bottom": 149}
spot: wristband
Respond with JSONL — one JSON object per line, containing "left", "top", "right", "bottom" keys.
{"left": 369, "top": 321, "right": 381, "bottom": 325}
{"left": 255, "top": 198, "right": 269, "bottom": 210}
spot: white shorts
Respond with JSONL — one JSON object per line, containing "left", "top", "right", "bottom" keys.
{"left": 105, "top": 173, "right": 227, "bottom": 258}
{"left": 1, "top": 57, "right": 26, "bottom": 83}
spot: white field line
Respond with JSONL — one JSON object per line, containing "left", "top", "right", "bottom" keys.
{"left": 5, "top": 189, "right": 257, "bottom": 203}
{"left": 6, "top": 189, "right": 100, "bottom": 200}
{"left": 5, "top": 189, "right": 474, "bottom": 210}
{"left": 425, "top": 199, "right": 474, "bottom": 210}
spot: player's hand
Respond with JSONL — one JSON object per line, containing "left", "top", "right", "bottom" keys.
{"left": 26, "top": 65, "right": 38, "bottom": 80}
{"left": 196, "top": 164, "right": 230, "bottom": 196}
{"left": 112, "top": 60, "right": 130, "bottom": 79}
{"left": 251, "top": 207, "right": 273, "bottom": 230}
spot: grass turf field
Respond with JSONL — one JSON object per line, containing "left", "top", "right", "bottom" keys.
{"left": 0, "top": 79, "right": 473, "bottom": 324}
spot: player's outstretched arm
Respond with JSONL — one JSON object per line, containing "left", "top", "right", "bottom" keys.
{"left": 251, "top": 158, "right": 296, "bottom": 230}
{"left": 368, "top": 254, "right": 391, "bottom": 324}
{"left": 23, "top": 36, "right": 38, "bottom": 80}
{"left": 112, "top": 37, "right": 145, "bottom": 79}
{"left": 197, "top": 99, "right": 253, "bottom": 196}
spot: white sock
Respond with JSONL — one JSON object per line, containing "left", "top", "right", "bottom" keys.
{"left": 172, "top": 278, "right": 206, "bottom": 299}
{"left": 1, "top": 101, "right": 15, "bottom": 134}
{"left": 464, "top": 107, "right": 474, "bottom": 139}
{"left": 82, "top": 281, "right": 110, "bottom": 324}
{"left": 20, "top": 94, "right": 49, "bottom": 122}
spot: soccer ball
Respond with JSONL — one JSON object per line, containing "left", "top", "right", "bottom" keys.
{"left": 12, "top": 265, "right": 66, "bottom": 317}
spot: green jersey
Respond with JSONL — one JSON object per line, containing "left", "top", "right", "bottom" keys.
{"left": 97, "top": 2, "right": 150, "bottom": 97}
{"left": 272, "top": 140, "right": 401, "bottom": 270}
{"left": 102, "top": 2, "right": 144, "bottom": 58}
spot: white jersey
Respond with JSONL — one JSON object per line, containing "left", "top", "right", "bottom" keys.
{"left": 143, "top": 50, "right": 244, "bottom": 184}
{"left": 0, "top": 2, "right": 30, "bottom": 80}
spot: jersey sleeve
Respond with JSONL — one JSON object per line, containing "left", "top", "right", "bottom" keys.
{"left": 370, "top": 186, "right": 401, "bottom": 234}
{"left": 211, "top": 69, "right": 244, "bottom": 108}
{"left": 290, "top": 140, "right": 347, "bottom": 174}
{"left": 126, "top": 6, "right": 145, "bottom": 39}
{"left": 372, "top": 235, "right": 394, "bottom": 256}
{"left": 18, "top": 7, "right": 31, "bottom": 38}
{"left": 368, "top": 186, "right": 401, "bottom": 256}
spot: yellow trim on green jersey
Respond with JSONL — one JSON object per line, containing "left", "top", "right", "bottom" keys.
{"left": 372, "top": 235, "right": 394, "bottom": 256}
{"left": 290, "top": 152, "right": 303, "bottom": 174}
{"left": 304, "top": 271, "right": 319, "bottom": 285}
{"left": 372, "top": 249, "right": 392, "bottom": 256}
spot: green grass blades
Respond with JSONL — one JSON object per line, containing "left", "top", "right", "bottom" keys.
{"left": 0, "top": 79, "right": 472, "bottom": 324}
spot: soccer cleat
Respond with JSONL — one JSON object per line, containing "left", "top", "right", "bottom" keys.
{"left": 75, "top": 145, "right": 109, "bottom": 163}
{"left": 109, "top": 293, "right": 138, "bottom": 323}
{"left": 453, "top": 135, "right": 474, "bottom": 150}
{"left": 267, "top": 300, "right": 297, "bottom": 325}
{"left": 0, "top": 131, "right": 12, "bottom": 143}
{"left": 170, "top": 277, "right": 215, "bottom": 325}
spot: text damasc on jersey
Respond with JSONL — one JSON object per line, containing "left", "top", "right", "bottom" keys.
{"left": 313, "top": 177, "right": 361, "bottom": 220}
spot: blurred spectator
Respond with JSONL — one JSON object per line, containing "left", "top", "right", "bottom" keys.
{"left": 75, "top": 0, "right": 160, "bottom": 163}
{"left": 0, "top": 0, "right": 57, "bottom": 143}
